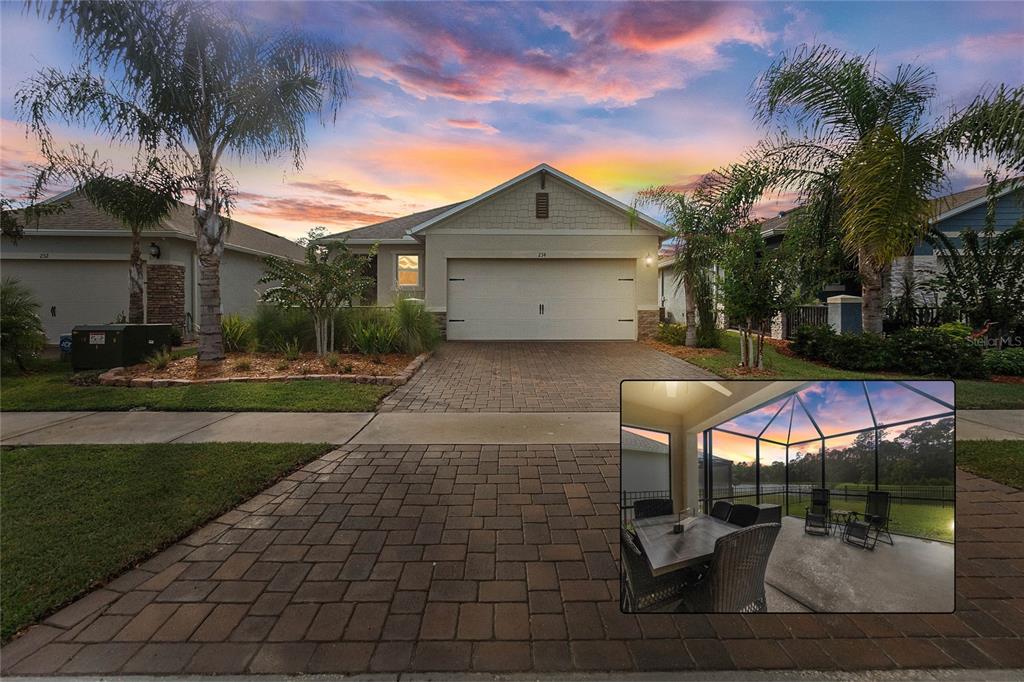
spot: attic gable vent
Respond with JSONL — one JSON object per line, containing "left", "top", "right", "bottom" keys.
{"left": 535, "top": 192, "right": 549, "bottom": 219}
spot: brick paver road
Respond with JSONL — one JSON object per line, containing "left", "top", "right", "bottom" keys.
{"left": 379, "top": 342, "right": 714, "bottom": 412}
{"left": 2, "top": 444, "right": 1022, "bottom": 675}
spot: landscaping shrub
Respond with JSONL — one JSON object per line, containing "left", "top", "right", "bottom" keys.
{"left": 252, "top": 305, "right": 315, "bottom": 352}
{"left": 983, "top": 347, "right": 1024, "bottom": 376}
{"left": 349, "top": 316, "right": 398, "bottom": 358}
{"left": 220, "top": 313, "right": 254, "bottom": 352}
{"left": 146, "top": 348, "right": 173, "bottom": 371}
{"left": 790, "top": 324, "right": 836, "bottom": 361}
{"left": 392, "top": 297, "right": 441, "bottom": 354}
{"left": 822, "top": 332, "right": 892, "bottom": 372}
{"left": 889, "top": 327, "right": 987, "bottom": 378}
{"left": 278, "top": 337, "right": 302, "bottom": 361}
{"left": 0, "top": 277, "right": 46, "bottom": 374}
{"left": 790, "top": 323, "right": 987, "bottom": 378}
{"left": 696, "top": 324, "right": 720, "bottom": 349}
{"left": 937, "top": 322, "right": 971, "bottom": 339}
{"left": 168, "top": 325, "right": 183, "bottom": 347}
{"left": 657, "top": 322, "right": 687, "bottom": 345}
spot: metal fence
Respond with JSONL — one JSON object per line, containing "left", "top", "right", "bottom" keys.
{"left": 783, "top": 305, "right": 828, "bottom": 339}
{"left": 621, "top": 490, "right": 672, "bottom": 522}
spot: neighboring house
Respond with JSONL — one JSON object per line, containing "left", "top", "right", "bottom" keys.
{"left": 757, "top": 181, "right": 1024, "bottom": 306}
{"left": 621, "top": 428, "right": 670, "bottom": 496}
{"left": 1, "top": 190, "right": 304, "bottom": 343}
{"left": 323, "top": 163, "right": 669, "bottom": 341}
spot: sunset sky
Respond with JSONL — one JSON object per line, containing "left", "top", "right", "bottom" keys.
{"left": 1, "top": 1, "right": 1021, "bottom": 240}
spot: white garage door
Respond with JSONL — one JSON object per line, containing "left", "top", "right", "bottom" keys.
{"left": 3, "top": 260, "right": 129, "bottom": 343}
{"left": 446, "top": 258, "right": 637, "bottom": 341}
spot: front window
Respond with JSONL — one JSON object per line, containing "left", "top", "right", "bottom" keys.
{"left": 397, "top": 254, "right": 421, "bottom": 288}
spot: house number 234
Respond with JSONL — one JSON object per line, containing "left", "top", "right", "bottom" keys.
{"left": 537, "top": 252, "right": 547, "bottom": 258}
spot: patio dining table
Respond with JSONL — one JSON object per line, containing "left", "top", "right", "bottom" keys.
{"left": 632, "top": 513, "right": 740, "bottom": 577}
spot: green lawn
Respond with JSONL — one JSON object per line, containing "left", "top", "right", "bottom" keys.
{"left": 717, "top": 492, "right": 954, "bottom": 542}
{"left": 0, "top": 360, "right": 392, "bottom": 412}
{"left": 957, "top": 440, "right": 1024, "bottom": 489}
{"left": 1, "top": 442, "right": 333, "bottom": 642}
{"left": 682, "top": 332, "right": 1024, "bottom": 409}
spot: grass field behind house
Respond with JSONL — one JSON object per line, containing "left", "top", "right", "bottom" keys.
{"left": 681, "top": 332, "right": 1024, "bottom": 410}
{"left": 0, "top": 360, "right": 392, "bottom": 412}
{"left": 0, "top": 442, "right": 333, "bottom": 642}
{"left": 957, "top": 440, "right": 1024, "bottom": 489}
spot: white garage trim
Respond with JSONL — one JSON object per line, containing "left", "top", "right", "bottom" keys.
{"left": 446, "top": 258, "right": 638, "bottom": 341}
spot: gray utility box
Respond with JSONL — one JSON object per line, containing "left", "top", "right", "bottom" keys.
{"left": 72, "top": 324, "right": 174, "bottom": 371}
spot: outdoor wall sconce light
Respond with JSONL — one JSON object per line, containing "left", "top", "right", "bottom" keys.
{"left": 644, "top": 254, "right": 654, "bottom": 266}
{"left": 149, "top": 242, "right": 161, "bottom": 259}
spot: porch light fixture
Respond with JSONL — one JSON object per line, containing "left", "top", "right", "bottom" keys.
{"left": 148, "top": 242, "right": 161, "bottom": 259}
{"left": 644, "top": 254, "right": 654, "bottom": 266}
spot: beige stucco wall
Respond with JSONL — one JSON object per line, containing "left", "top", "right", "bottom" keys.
{"left": 420, "top": 173, "right": 661, "bottom": 312}
{"left": 375, "top": 243, "right": 426, "bottom": 304}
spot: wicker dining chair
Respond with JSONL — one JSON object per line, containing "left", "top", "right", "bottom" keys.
{"left": 620, "top": 526, "right": 688, "bottom": 612}
{"left": 633, "top": 498, "right": 674, "bottom": 520}
{"left": 710, "top": 500, "right": 733, "bottom": 521}
{"left": 804, "top": 488, "right": 831, "bottom": 536}
{"left": 726, "top": 503, "right": 760, "bottom": 528}
{"left": 675, "top": 522, "right": 782, "bottom": 613}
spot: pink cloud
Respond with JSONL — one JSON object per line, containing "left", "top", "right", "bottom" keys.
{"left": 234, "top": 192, "right": 395, "bottom": 227}
{"left": 446, "top": 118, "right": 500, "bottom": 135}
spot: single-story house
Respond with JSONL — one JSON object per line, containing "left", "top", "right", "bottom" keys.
{"left": 323, "top": 163, "right": 669, "bottom": 341}
{"left": 1, "top": 189, "right": 304, "bottom": 343}
{"left": 757, "top": 180, "right": 1023, "bottom": 305}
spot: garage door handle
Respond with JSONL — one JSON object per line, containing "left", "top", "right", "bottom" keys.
{"left": 448, "top": 278, "right": 464, "bottom": 281}
{"left": 539, "top": 303, "right": 544, "bottom": 315}
{"left": 51, "top": 306, "right": 57, "bottom": 317}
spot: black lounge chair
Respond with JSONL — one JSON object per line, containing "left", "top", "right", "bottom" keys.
{"left": 675, "top": 522, "right": 782, "bottom": 613}
{"left": 710, "top": 500, "right": 733, "bottom": 521}
{"left": 633, "top": 498, "right": 673, "bottom": 520}
{"left": 620, "top": 527, "right": 688, "bottom": 612}
{"left": 842, "top": 490, "right": 895, "bottom": 550}
{"left": 726, "top": 503, "right": 760, "bottom": 528}
{"left": 804, "top": 488, "right": 831, "bottom": 536}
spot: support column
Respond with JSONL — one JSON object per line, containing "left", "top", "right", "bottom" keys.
{"left": 827, "top": 295, "right": 863, "bottom": 335}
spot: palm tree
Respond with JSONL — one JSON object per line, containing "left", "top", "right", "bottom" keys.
{"left": 18, "top": 0, "right": 350, "bottom": 363}
{"left": 747, "top": 44, "right": 1024, "bottom": 333}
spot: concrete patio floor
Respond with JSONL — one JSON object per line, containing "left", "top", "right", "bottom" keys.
{"left": 765, "top": 517, "right": 954, "bottom": 613}
{"left": 2, "top": 446, "right": 1022, "bottom": 675}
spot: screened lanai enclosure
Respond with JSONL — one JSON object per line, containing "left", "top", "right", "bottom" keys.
{"left": 698, "top": 381, "right": 955, "bottom": 542}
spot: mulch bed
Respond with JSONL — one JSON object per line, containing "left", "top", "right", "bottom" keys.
{"left": 991, "top": 375, "right": 1024, "bottom": 384}
{"left": 99, "top": 351, "right": 431, "bottom": 387}
{"left": 643, "top": 339, "right": 727, "bottom": 361}
{"left": 123, "top": 352, "right": 413, "bottom": 380}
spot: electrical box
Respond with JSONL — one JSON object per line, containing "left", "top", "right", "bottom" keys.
{"left": 71, "top": 324, "right": 174, "bottom": 371}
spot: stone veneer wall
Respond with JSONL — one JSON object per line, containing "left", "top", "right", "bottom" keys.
{"left": 637, "top": 309, "right": 659, "bottom": 340}
{"left": 146, "top": 263, "right": 186, "bottom": 330}
{"left": 432, "top": 311, "right": 447, "bottom": 339}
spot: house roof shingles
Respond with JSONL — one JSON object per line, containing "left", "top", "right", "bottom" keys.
{"left": 22, "top": 190, "right": 305, "bottom": 259}
{"left": 323, "top": 202, "right": 464, "bottom": 242}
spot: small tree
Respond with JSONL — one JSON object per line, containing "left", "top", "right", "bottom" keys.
{"left": 260, "top": 239, "right": 377, "bottom": 356}
{"left": 926, "top": 176, "right": 1024, "bottom": 344}
{"left": 719, "top": 223, "right": 798, "bottom": 369}
{"left": 2, "top": 195, "right": 69, "bottom": 243}
{"left": 1, "top": 277, "right": 46, "bottom": 373}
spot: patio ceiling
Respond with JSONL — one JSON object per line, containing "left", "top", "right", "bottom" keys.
{"left": 711, "top": 380, "right": 955, "bottom": 446}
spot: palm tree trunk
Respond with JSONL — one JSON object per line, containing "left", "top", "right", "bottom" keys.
{"left": 859, "top": 247, "right": 884, "bottom": 335}
{"left": 196, "top": 209, "right": 225, "bottom": 363}
{"left": 683, "top": 273, "right": 697, "bottom": 347}
{"left": 128, "top": 230, "right": 145, "bottom": 324}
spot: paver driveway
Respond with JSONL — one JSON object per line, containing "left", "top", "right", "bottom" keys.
{"left": 380, "top": 341, "right": 714, "bottom": 412}
{"left": 3, "top": 446, "right": 1022, "bottom": 675}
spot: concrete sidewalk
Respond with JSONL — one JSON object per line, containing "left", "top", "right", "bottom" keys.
{"left": 1, "top": 409, "right": 1020, "bottom": 445}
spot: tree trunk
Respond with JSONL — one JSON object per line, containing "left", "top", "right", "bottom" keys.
{"left": 859, "top": 247, "right": 884, "bottom": 335}
{"left": 683, "top": 273, "right": 697, "bottom": 347}
{"left": 128, "top": 230, "right": 145, "bottom": 324}
{"left": 738, "top": 326, "right": 747, "bottom": 367}
{"left": 196, "top": 208, "right": 225, "bottom": 364}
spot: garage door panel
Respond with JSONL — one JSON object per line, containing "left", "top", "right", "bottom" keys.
{"left": 4, "top": 260, "right": 129, "bottom": 343}
{"left": 446, "top": 258, "right": 637, "bottom": 341}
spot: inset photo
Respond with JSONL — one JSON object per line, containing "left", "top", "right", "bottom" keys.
{"left": 620, "top": 380, "right": 955, "bottom": 614}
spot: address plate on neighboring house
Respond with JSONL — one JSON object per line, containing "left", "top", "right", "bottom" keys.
{"left": 89, "top": 332, "right": 106, "bottom": 345}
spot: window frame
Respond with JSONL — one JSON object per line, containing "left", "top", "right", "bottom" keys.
{"left": 395, "top": 253, "right": 422, "bottom": 289}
